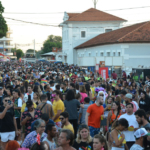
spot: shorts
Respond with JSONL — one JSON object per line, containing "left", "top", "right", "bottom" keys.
{"left": 16, "top": 118, "right": 21, "bottom": 129}
{"left": 55, "top": 121, "right": 62, "bottom": 132}
{"left": 89, "top": 126, "right": 100, "bottom": 137}
{"left": 111, "top": 147, "right": 124, "bottom": 150}
{"left": 0, "top": 131, "right": 15, "bottom": 142}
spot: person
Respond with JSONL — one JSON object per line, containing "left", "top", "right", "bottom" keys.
{"left": 124, "top": 93, "right": 138, "bottom": 112}
{"left": 50, "top": 81, "right": 55, "bottom": 91}
{"left": 85, "top": 96, "right": 104, "bottom": 137}
{"left": 73, "top": 124, "right": 93, "bottom": 150}
{"left": 93, "top": 134, "right": 108, "bottom": 150}
{"left": 30, "top": 142, "right": 49, "bottom": 150}
{"left": 37, "top": 94, "right": 54, "bottom": 119}
{"left": 112, "top": 71, "right": 117, "bottom": 80}
{"left": 24, "top": 85, "right": 34, "bottom": 100}
{"left": 79, "top": 85, "right": 88, "bottom": 103}
{"left": 61, "top": 83, "right": 69, "bottom": 93}
{"left": 31, "top": 113, "right": 55, "bottom": 132}
{"left": 0, "top": 96, "right": 18, "bottom": 150}
{"left": 110, "top": 118, "right": 129, "bottom": 150}
{"left": 5, "top": 140, "right": 20, "bottom": 150}
{"left": 78, "top": 97, "right": 91, "bottom": 124}
{"left": 54, "top": 129, "right": 75, "bottom": 150}
{"left": 52, "top": 90, "right": 65, "bottom": 130}
{"left": 22, "top": 119, "right": 47, "bottom": 148}
{"left": 119, "top": 103, "right": 139, "bottom": 149}
{"left": 64, "top": 89, "right": 83, "bottom": 137}
{"left": 43, "top": 123, "right": 57, "bottom": 150}
{"left": 130, "top": 128, "right": 148, "bottom": 150}
{"left": 107, "top": 101, "right": 122, "bottom": 132}
{"left": 21, "top": 100, "right": 42, "bottom": 136}
{"left": 139, "top": 91, "right": 150, "bottom": 112}
{"left": 60, "top": 112, "right": 74, "bottom": 134}
{"left": 33, "top": 92, "right": 41, "bottom": 105}
{"left": 135, "top": 109, "right": 150, "bottom": 128}
{"left": 0, "top": 86, "right": 4, "bottom": 106}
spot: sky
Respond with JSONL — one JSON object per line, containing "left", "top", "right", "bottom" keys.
{"left": 1, "top": 0, "right": 150, "bottom": 52}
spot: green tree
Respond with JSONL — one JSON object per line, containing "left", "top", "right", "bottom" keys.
{"left": 42, "top": 35, "right": 62, "bottom": 53}
{"left": 0, "top": 2, "right": 8, "bottom": 38}
{"left": 16, "top": 49, "right": 24, "bottom": 59}
{"left": 26, "top": 49, "right": 37, "bottom": 53}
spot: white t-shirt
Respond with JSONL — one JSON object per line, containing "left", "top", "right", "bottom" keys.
{"left": 130, "top": 144, "right": 144, "bottom": 150}
{"left": 24, "top": 92, "right": 34, "bottom": 101}
{"left": 51, "top": 86, "right": 56, "bottom": 91}
{"left": 119, "top": 113, "right": 139, "bottom": 142}
{"left": 47, "top": 101, "right": 52, "bottom": 106}
{"left": 15, "top": 98, "right": 22, "bottom": 119}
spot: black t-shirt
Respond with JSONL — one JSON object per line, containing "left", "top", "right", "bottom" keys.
{"left": 139, "top": 98, "right": 150, "bottom": 112}
{"left": 0, "top": 106, "right": 15, "bottom": 132}
{"left": 73, "top": 141, "right": 93, "bottom": 150}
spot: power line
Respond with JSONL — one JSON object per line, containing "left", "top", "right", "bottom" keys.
{"left": 3, "top": 5, "right": 150, "bottom": 14}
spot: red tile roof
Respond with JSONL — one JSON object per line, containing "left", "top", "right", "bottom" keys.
{"left": 67, "top": 8, "right": 126, "bottom": 22}
{"left": 75, "top": 21, "right": 150, "bottom": 49}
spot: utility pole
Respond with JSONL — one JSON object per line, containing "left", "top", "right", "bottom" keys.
{"left": 34, "top": 39, "right": 35, "bottom": 56}
{"left": 93, "top": 0, "right": 98, "bottom": 9}
{"left": 3, "top": 41, "right": 4, "bottom": 55}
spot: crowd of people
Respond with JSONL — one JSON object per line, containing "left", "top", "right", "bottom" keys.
{"left": 0, "top": 61, "right": 150, "bottom": 150}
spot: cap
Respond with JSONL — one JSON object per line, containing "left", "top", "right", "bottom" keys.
{"left": 125, "top": 93, "right": 132, "bottom": 99}
{"left": 118, "top": 84, "right": 122, "bottom": 87}
{"left": 134, "top": 128, "right": 148, "bottom": 138}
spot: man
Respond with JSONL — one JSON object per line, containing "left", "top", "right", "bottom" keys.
{"left": 125, "top": 93, "right": 139, "bottom": 112}
{"left": 50, "top": 80, "right": 55, "bottom": 91}
{"left": 109, "top": 81, "right": 115, "bottom": 95}
{"left": 85, "top": 96, "right": 104, "bottom": 137}
{"left": 34, "top": 71, "right": 40, "bottom": 79}
{"left": 61, "top": 83, "right": 69, "bottom": 94}
{"left": 135, "top": 109, "right": 150, "bottom": 128}
{"left": 31, "top": 113, "right": 55, "bottom": 132}
{"left": 60, "top": 112, "right": 74, "bottom": 134}
{"left": 52, "top": 90, "right": 65, "bottom": 131}
{"left": 43, "top": 123, "right": 57, "bottom": 150}
{"left": 54, "top": 129, "right": 75, "bottom": 150}
{"left": 0, "top": 86, "right": 4, "bottom": 106}
{"left": 0, "top": 96, "right": 19, "bottom": 149}
{"left": 78, "top": 97, "right": 90, "bottom": 124}
{"left": 112, "top": 71, "right": 117, "bottom": 80}
{"left": 37, "top": 94, "right": 54, "bottom": 119}
{"left": 24, "top": 85, "right": 34, "bottom": 101}
{"left": 130, "top": 128, "right": 148, "bottom": 150}
{"left": 119, "top": 103, "right": 139, "bottom": 149}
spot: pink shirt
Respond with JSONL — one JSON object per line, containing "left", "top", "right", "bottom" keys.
{"left": 80, "top": 92, "right": 88, "bottom": 103}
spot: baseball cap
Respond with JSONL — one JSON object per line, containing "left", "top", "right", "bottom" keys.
{"left": 125, "top": 93, "right": 132, "bottom": 99}
{"left": 134, "top": 128, "right": 148, "bottom": 138}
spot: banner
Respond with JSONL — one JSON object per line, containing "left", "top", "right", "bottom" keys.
{"left": 99, "top": 67, "right": 108, "bottom": 80}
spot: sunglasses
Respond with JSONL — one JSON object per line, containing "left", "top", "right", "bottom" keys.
{"left": 5, "top": 99, "right": 10, "bottom": 102}
{"left": 59, "top": 117, "right": 64, "bottom": 120}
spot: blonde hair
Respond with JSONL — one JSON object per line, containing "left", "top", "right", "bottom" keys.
{"left": 115, "top": 95, "right": 121, "bottom": 103}
{"left": 34, "top": 92, "right": 40, "bottom": 101}
{"left": 76, "top": 124, "right": 92, "bottom": 144}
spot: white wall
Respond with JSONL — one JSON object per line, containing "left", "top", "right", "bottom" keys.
{"left": 76, "top": 43, "right": 150, "bottom": 72}
{"left": 62, "top": 19, "right": 124, "bottom": 64}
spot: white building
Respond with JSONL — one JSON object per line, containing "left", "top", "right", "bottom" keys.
{"left": 60, "top": 8, "right": 126, "bottom": 64}
{"left": 0, "top": 26, "right": 13, "bottom": 57}
{"left": 75, "top": 21, "right": 150, "bottom": 75}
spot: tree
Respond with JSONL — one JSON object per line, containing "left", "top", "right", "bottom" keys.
{"left": 0, "top": 2, "right": 8, "bottom": 38}
{"left": 26, "top": 49, "right": 37, "bottom": 53}
{"left": 42, "top": 35, "right": 62, "bottom": 53}
{"left": 16, "top": 49, "right": 24, "bottom": 59}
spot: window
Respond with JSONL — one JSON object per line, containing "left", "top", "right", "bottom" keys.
{"left": 118, "top": 52, "right": 121, "bottom": 56}
{"left": 81, "top": 31, "right": 86, "bottom": 38}
{"left": 107, "top": 52, "right": 110, "bottom": 56}
{"left": 113, "top": 52, "right": 115, "bottom": 56}
{"left": 105, "top": 29, "right": 112, "bottom": 33}
{"left": 100, "top": 52, "right": 103, "bottom": 56}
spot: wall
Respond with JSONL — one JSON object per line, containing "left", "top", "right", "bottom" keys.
{"left": 62, "top": 20, "right": 123, "bottom": 64}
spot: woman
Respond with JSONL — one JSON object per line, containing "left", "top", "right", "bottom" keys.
{"left": 109, "top": 118, "right": 129, "bottom": 150}
{"left": 73, "top": 124, "right": 93, "bottom": 150}
{"left": 5, "top": 140, "right": 20, "bottom": 150}
{"left": 21, "top": 100, "right": 42, "bottom": 136}
{"left": 79, "top": 85, "right": 88, "bottom": 103}
{"left": 107, "top": 101, "right": 121, "bottom": 132}
{"left": 145, "top": 86, "right": 150, "bottom": 97}
{"left": 85, "top": 83, "right": 92, "bottom": 100}
{"left": 22, "top": 119, "right": 47, "bottom": 149}
{"left": 6, "top": 86, "right": 13, "bottom": 101}
{"left": 33, "top": 92, "right": 41, "bottom": 105}
{"left": 64, "top": 90, "right": 84, "bottom": 138}
{"left": 30, "top": 142, "right": 49, "bottom": 150}
{"left": 93, "top": 134, "right": 108, "bottom": 150}
{"left": 139, "top": 91, "right": 150, "bottom": 112}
